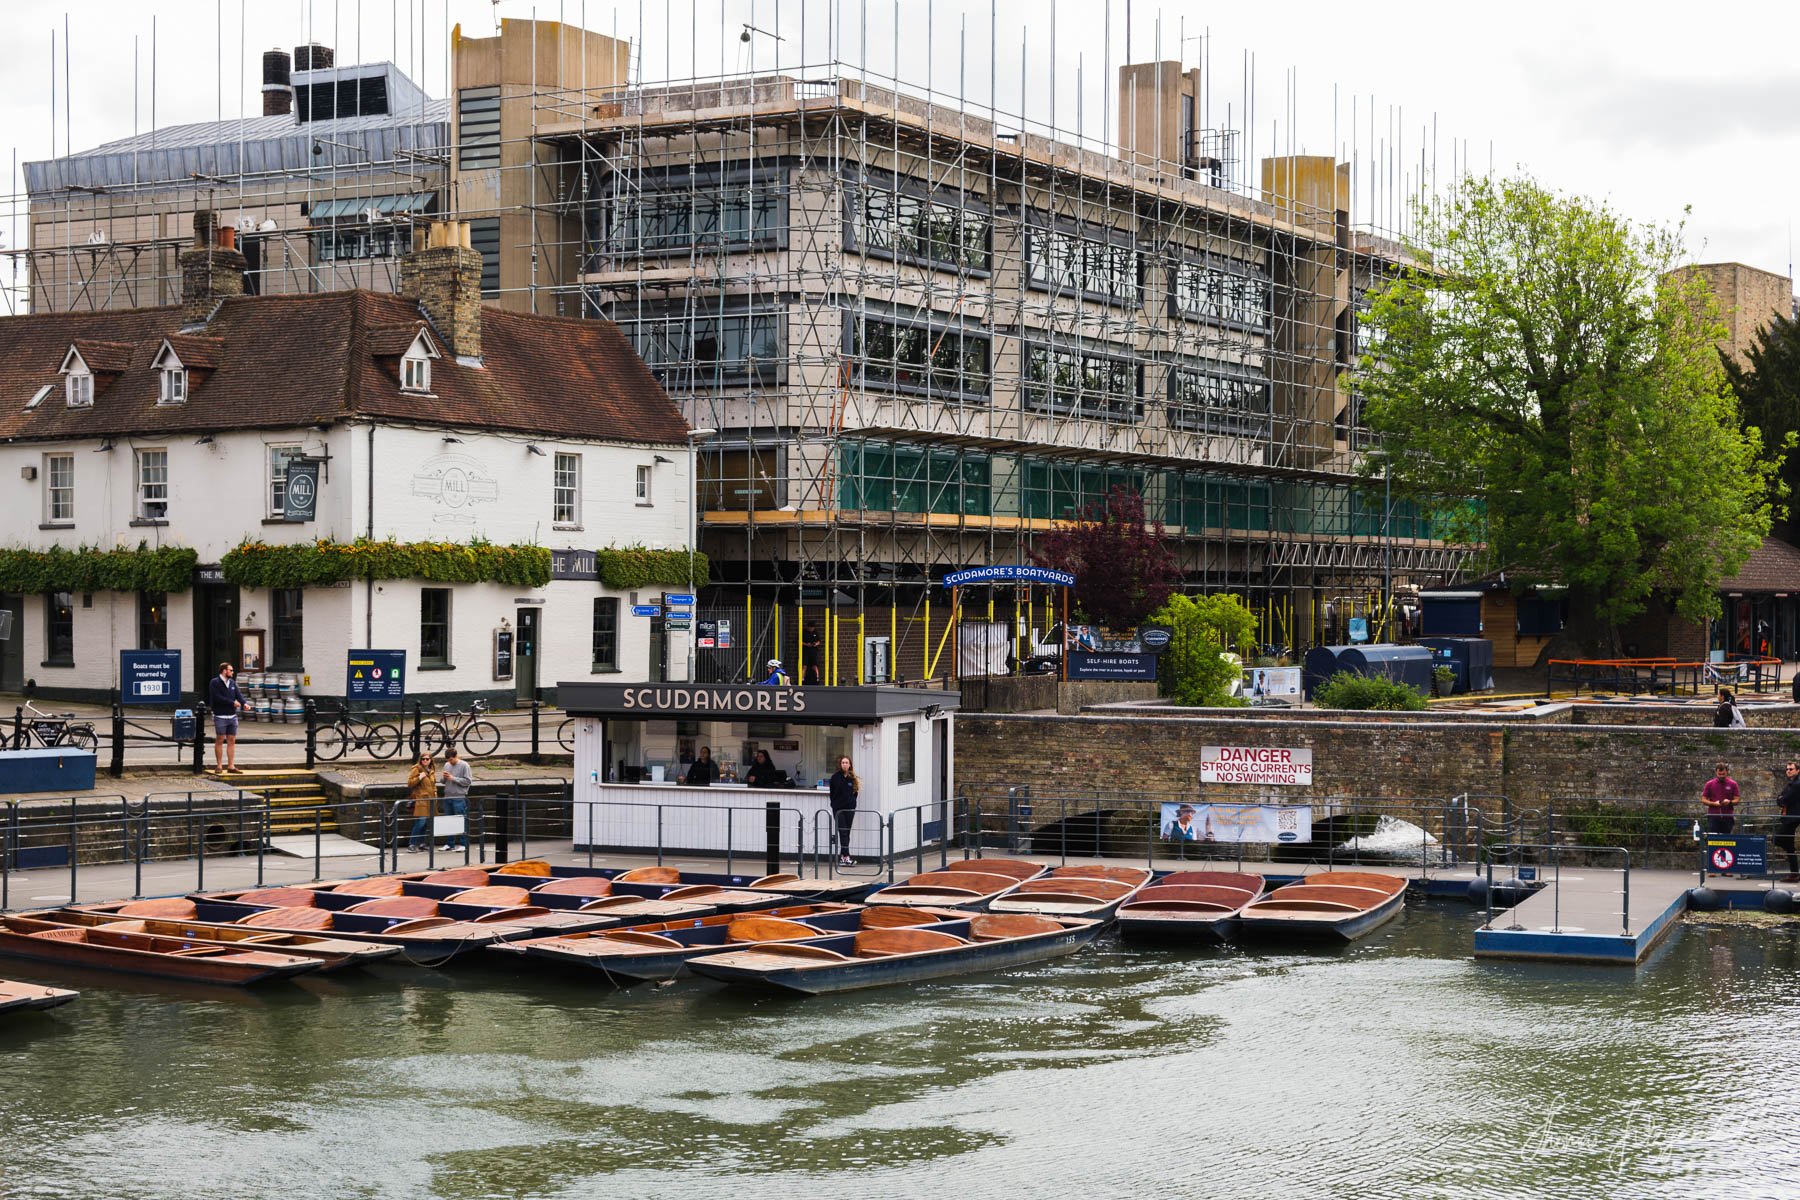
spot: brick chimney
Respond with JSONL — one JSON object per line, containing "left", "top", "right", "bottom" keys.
{"left": 401, "top": 221, "right": 484, "bottom": 360}
{"left": 177, "top": 210, "right": 247, "bottom": 327}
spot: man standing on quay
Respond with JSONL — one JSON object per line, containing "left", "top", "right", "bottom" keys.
{"left": 208, "top": 661, "right": 246, "bottom": 774}
{"left": 1702, "top": 761, "right": 1740, "bottom": 835}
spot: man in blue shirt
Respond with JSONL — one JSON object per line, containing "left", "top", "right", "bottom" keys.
{"left": 206, "top": 662, "right": 246, "bottom": 774}
{"left": 761, "top": 659, "right": 791, "bottom": 685}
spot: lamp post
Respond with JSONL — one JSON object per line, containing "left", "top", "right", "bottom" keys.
{"left": 686, "top": 427, "right": 717, "bottom": 681}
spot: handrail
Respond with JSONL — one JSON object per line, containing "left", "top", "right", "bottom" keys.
{"left": 1481, "top": 841, "right": 1631, "bottom": 937}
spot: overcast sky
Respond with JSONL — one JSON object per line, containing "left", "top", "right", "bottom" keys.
{"left": 2, "top": 0, "right": 1796, "bottom": 283}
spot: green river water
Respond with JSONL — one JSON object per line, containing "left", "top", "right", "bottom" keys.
{"left": 2, "top": 903, "right": 1799, "bottom": 1199}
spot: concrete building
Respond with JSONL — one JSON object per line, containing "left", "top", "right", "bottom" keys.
{"left": 1670, "top": 261, "right": 1796, "bottom": 366}
{"left": 0, "top": 215, "right": 695, "bottom": 706}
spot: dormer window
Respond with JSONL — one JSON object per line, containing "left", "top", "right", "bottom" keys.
{"left": 59, "top": 348, "right": 94, "bottom": 408}
{"left": 399, "top": 328, "right": 439, "bottom": 393}
{"left": 150, "top": 341, "right": 189, "bottom": 406}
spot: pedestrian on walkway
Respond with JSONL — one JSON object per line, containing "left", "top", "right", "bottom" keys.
{"left": 829, "top": 755, "right": 859, "bottom": 867}
{"left": 439, "top": 747, "right": 472, "bottom": 851}
{"left": 1776, "top": 761, "right": 1800, "bottom": 883}
{"left": 406, "top": 751, "right": 438, "bottom": 852}
{"left": 1714, "top": 689, "right": 1746, "bottom": 729}
{"left": 1702, "top": 761, "right": 1740, "bottom": 835}
{"left": 207, "top": 662, "right": 246, "bottom": 774}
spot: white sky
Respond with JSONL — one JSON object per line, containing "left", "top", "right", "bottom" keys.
{"left": 1, "top": 0, "right": 1795, "bottom": 278}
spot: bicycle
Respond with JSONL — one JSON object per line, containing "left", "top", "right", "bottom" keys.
{"left": 557, "top": 716, "right": 576, "bottom": 752}
{"left": 418, "top": 699, "right": 503, "bottom": 758}
{"left": 11, "top": 700, "right": 98, "bottom": 752}
{"left": 315, "top": 706, "right": 403, "bottom": 761}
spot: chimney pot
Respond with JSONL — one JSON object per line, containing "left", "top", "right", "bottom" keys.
{"left": 178, "top": 211, "right": 247, "bottom": 326}
{"left": 401, "top": 221, "right": 484, "bottom": 360}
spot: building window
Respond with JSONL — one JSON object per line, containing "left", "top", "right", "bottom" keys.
{"left": 43, "top": 453, "right": 74, "bottom": 525}
{"left": 315, "top": 224, "right": 401, "bottom": 262}
{"left": 273, "top": 588, "right": 304, "bottom": 669}
{"left": 836, "top": 440, "right": 991, "bottom": 516}
{"left": 268, "top": 445, "right": 305, "bottom": 518}
{"left": 847, "top": 176, "right": 992, "bottom": 272}
{"left": 44, "top": 592, "right": 74, "bottom": 665}
{"left": 1021, "top": 460, "right": 1146, "bottom": 521}
{"left": 592, "top": 598, "right": 619, "bottom": 671}
{"left": 1166, "top": 363, "right": 1273, "bottom": 438}
{"left": 457, "top": 86, "right": 501, "bottom": 169}
{"left": 617, "top": 302, "right": 783, "bottom": 389}
{"left": 1170, "top": 258, "right": 1270, "bottom": 328}
{"left": 1025, "top": 220, "right": 1140, "bottom": 306}
{"left": 1023, "top": 343, "right": 1143, "bottom": 423}
{"left": 635, "top": 465, "right": 653, "bottom": 506}
{"left": 897, "top": 720, "right": 916, "bottom": 786}
{"left": 553, "top": 453, "right": 581, "bottom": 525}
{"left": 420, "top": 588, "right": 451, "bottom": 667}
{"left": 137, "top": 591, "right": 168, "bottom": 650}
{"left": 65, "top": 366, "right": 93, "bottom": 408}
{"left": 468, "top": 217, "right": 501, "bottom": 296}
{"left": 157, "top": 366, "right": 187, "bottom": 405}
{"left": 851, "top": 314, "right": 990, "bottom": 401}
{"left": 135, "top": 448, "right": 169, "bottom": 520}
{"left": 601, "top": 167, "right": 785, "bottom": 257}
{"left": 401, "top": 351, "right": 431, "bottom": 392}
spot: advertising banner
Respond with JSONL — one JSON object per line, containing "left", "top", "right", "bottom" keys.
{"left": 1066, "top": 651, "right": 1157, "bottom": 680}
{"left": 1247, "top": 667, "right": 1304, "bottom": 701}
{"left": 1200, "top": 745, "right": 1314, "bottom": 786}
{"left": 1160, "top": 802, "right": 1313, "bottom": 844}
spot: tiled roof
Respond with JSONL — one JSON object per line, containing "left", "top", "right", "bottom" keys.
{"left": 1717, "top": 537, "right": 1800, "bottom": 594}
{"left": 68, "top": 339, "right": 135, "bottom": 373}
{"left": 0, "top": 291, "right": 688, "bottom": 446}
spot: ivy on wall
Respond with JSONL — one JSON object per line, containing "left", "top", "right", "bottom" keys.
{"left": 0, "top": 544, "right": 198, "bottom": 594}
{"left": 222, "top": 538, "right": 552, "bottom": 588}
{"left": 596, "top": 546, "right": 710, "bottom": 590}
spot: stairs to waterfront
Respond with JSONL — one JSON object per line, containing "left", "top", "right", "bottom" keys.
{"left": 209, "top": 768, "right": 335, "bottom": 835}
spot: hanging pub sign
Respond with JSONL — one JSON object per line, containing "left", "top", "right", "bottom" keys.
{"left": 283, "top": 461, "right": 320, "bottom": 522}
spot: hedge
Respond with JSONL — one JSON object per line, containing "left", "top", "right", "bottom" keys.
{"left": 222, "top": 538, "right": 552, "bottom": 588}
{"left": 596, "top": 546, "right": 710, "bottom": 590}
{"left": 0, "top": 544, "right": 198, "bottom": 594}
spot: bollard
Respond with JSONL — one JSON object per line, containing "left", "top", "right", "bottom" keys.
{"left": 192, "top": 704, "right": 209, "bottom": 774}
{"left": 110, "top": 705, "right": 126, "bottom": 777}
{"left": 493, "top": 791, "right": 511, "bottom": 865}
{"left": 764, "top": 800, "right": 781, "bottom": 877}
{"left": 11, "top": 706, "right": 20, "bottom": 750}
{"left": 303, "top": 699, "right": 318, "bottom": 770}
{"left": 529, "top": 701, "right": 542, "bottom": 765}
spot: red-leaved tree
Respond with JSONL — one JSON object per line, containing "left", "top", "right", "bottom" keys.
{"left": 1034, "top": 486, "right": 1179, "bottom": 628}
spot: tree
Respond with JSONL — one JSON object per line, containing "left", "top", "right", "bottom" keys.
{"left": 1721, "top": 313, "right": 1800, "bottom": 542}
{"left": 1354, "top": 175, "right": 1779, "bottom": 651}
{"left": 1150, "top": 592, "right": 1259, "bottom": 706}
{"left": 1034, "top": 486, "right": 1179, "bottom": 628}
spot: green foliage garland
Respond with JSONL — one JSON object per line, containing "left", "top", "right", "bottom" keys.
{"left": 222, "top": 538, "right": 551, "bottom": 588}
{"left": 0, "top": 543, "right": 197, "bottom": 594}
{"left": 595, "top": 546, "right": 710, "bottom": 590}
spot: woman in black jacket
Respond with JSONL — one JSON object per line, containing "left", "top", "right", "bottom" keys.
{"left": 828, "top": 756, "right": 859, "bottom": 867}
{"left": 745, "top": 750, "right": 781, "bottom": 789}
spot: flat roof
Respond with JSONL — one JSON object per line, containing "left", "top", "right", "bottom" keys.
{"left": 558, "top": 682, "right": 959, "bottom": 723}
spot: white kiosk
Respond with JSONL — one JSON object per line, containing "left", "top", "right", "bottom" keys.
{"left": 559, "top": 682, "right": 958, "bottom": 861}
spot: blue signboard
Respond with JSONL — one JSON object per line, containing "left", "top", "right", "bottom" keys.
{"left": 943, "top": 565, "right": 1076, "bottom": 588}
{"left": 120, "top": 650, "right": 182, "bottom": 705}
{"left": 1706, "top": 836, "right": 1768, "bottom": 876}
{"left": 631, "top": 605, "right": 662, "bottom": 617}
{"left": 664, "top": 593, "right": 696, "bottom": 606}
{"left": 1065, "top": 651, "right": 1158, "bottom": 681}
{"left": 346, "top": 649, "right": 406, "bottom": 702}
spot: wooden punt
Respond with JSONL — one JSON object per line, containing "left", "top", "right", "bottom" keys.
{"left": 0, "top": 979, "right": 79, "bottom": 1014}
{"left": 29, "top": 904, "right": 402, "bottom": 972}
{"left": 179, "top": 893, "right": 541, "bottom": 959}
{"left": 1235, "top": 871, "right": 1407, "bottom": 943}
{"left": 864, "top": 858, "right": 1047, "bottom": 909}
{"left": 987, "top": 865, "right": 1155, "bottom": 919}
{"left": 607, "top": 866, "right": 871, "bottom": 905}
{"left": 0, "top": 915, "right": 322, "bottom": 986}
{"left": 686, "top": 912, "right": 1103, "bottom": 995}
{"left": 1115, "top": 872, "right": 1266, "bottom": 941}
{"left": 195, "top": 885, "right": 622, "bottom": 938}
{"left": 486, "top": 902, "right": 939, "bottom": 984}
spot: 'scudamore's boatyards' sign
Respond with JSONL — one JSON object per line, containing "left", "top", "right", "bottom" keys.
{"left": 1200, "top": 746, "right": 1313, "bottom": 786}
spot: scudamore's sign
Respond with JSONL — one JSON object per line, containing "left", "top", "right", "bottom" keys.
{"left": 621, "top": 687, "right": 810, "bottom": 713}
{"left": 1200, "top": 745, "right": 1314, "bottom": 786}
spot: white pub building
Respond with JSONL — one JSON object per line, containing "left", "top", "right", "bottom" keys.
{"left": 0, "top": 217, "right": 699, "bottom": 706}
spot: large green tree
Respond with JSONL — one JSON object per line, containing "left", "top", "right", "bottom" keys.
{"left": 1354, "top": 175, "right": 1779, "bottom": 650}
{"left": 1721, "top": 313, "right": 1800, "bottom": 542}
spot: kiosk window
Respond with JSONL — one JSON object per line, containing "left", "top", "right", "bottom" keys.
{"left": 897, "top": 720, "right": 916, "bottom": 785}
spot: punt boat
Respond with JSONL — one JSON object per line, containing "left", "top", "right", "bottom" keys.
{"left": 181, "top": 889, "right": 584, "bottom": 959}
{"left": 1114, "top": 872, "right": 1266, "bottom": 941}
{"left": 267, "top": 861, "right": 868, "bottom": 908}
{"left": 686, "top": 912, "right": 1102, "bottom": 995}
{"left": 863, "top": 859, "right": 1047, "bottom": 909}
{"left": 0, "top": 914, "right": 322, "bottom": 986}
{"left": 489, "top": 904, "right": 957, "bottom": 984}
{"left": 986, "top": 865, "right": 1155, "bottom": 919}
{"left": 42, "top": 902, "right": 402, "bottom": 972}
{"left": 192, "top": 884, "right": 617, "bottom": 937}
{"left": 1234, "top": 871, "right": 1407, "bottom": 942}
{"left": 0, "top": 979, "right": 79, "bottom": 1014}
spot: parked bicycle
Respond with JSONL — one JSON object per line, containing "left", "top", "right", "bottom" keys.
{"left": 419, "top": 699, "right": 502, "bottom": 758}
{"left": 10, "top": 700, "right": 98, "bottom": 752}
{"left": 557, "top": 717, "right": 576, "bottom": 752}
{"left": 314, "top": 706, "right": 403, "bottom": 761}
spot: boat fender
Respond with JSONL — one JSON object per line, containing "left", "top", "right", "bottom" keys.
{"left": 1763, "top": 889, "right": 1796, "bottom": 915}
{"left": 1686, "top": 887, "right": 1722, "bottom": 912}
{"left": 1465, "top": 878, "right": 1488, "bottom": 905}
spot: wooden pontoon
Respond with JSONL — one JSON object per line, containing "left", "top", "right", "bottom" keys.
{"left": 0, "top": 979, "right": 79, "bottom": 1014}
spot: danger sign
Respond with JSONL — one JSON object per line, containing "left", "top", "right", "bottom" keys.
{"left": 1200, "top": 745, "right": 1314, "bottom": 786}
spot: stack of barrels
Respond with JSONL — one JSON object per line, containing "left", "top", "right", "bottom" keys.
{"left": 239, "top": 671, "right": 303, "bottom": 722}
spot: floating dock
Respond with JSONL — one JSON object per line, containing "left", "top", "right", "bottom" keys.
{"left": 1473, "top": 868, "right": 1735, "bottom": 965}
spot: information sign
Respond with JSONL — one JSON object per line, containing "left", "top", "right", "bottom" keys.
{"left": 1065, "top": 651, "right": 1157, "bottom": 680}
{"left": 631, "top": 604, "right": 661, "bottom": 617}
{"left": 120, "top": 650, "right": 181, "bottom": 705}
{"left": 664, "top": 593, "right": 697, "bottom": 606}
{"left": 1706, "top": 836, "right": 1768, "bottom": 876}
{"left": 347, "top": 649, "right": 407, "bottom": 702}
{"left": 494, "top": 629, "right": 514, "bottom": 682}
{"left": 1199, "top": 746, "right": 1314, "bottom": 786}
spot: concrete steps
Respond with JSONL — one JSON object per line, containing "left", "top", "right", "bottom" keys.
{"left": 208, "top": 768, "right": 334, "bottom": 835}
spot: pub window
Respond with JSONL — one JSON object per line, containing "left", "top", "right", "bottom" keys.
{"left": 897, "top": 720, "right": 917, "bottom": 785}
{"left": 420, "top": 588, "right": 451, "bottom": 667}
{"left": 135, "top": 448, "right": 169, "bottom": 520}
{"left": 268, "top": 445, "right": 305, "bottom": 518}
{"left": 554, "top": 453, "right": 582, "bottom": 525}
{"left": 273, "top": 588, "right": 304, "bottom": 669}
{"left": 44, "top": 453, "right": 74, "bottom": 525}
{"left": 592, "top": 598, "right": 620, "bottom": 672}
{"left": 45, "top": 591, "right": 74, "bottom": 665}
{"left": 137, "top": 591, "right": 168, "bottom": 650}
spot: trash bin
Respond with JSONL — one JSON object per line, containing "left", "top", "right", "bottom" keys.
{"left": 172, "top": 708, "right": 196, "bottom": 742}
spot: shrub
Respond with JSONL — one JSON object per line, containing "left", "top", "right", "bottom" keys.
{"left": 1149, "top": 592, "right": 1259, "bottom": 707}
{"left": 222, "top": 538, "right": 552, "bottom": 588}
{"left": 0, "top": 543, "right": 198, "bottom": 593}
{"left": 1313, "top": 670, "right": 1429, "bottom": 711}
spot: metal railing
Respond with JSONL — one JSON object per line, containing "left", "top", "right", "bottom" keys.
{"left": 1481, "top": 842, "right": 1632, "bottom": 937}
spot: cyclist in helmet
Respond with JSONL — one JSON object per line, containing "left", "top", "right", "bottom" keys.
{"left": 761, "top": 658, "right": 792, "bottom": 685}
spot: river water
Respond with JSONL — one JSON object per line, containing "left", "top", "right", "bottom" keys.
{"left": 3, "top": 903, "right": 1798, "bottom": 1199}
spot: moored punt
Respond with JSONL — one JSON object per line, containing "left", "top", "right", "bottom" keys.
{"left": 1115, "top": 872, "right": 1267, "bottom": 942}
{"left": 181, "top": 890, "right": 553, "bottom": 959}
{"left": 0, "top": 979, "right": 79, "bottom": 1014}
{"left": 986, "top": 865, "right": 1155, "bottom": 919}
{"left": 253, "top": 861, "right": 870, "bottom": 908}
{"left": 1235, "top": 871, "right": 1407, "bottom": 943}
{"left": 864, "top": 858, "right": 1047, "bottom": 909}
{"left": 47, "top": 901, "right": 403, "bottom": 972}
{"left": 0, "top": 915, "right": 323, "bottom": 986}
{"left": 490, "top": 904, "right": 953, "bottom": 984}
{"left": 191, "top": 884, "right": 621, "bottom": 938}
{"left": 687, "top": 912, "right": 1102, "bottom": 995}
